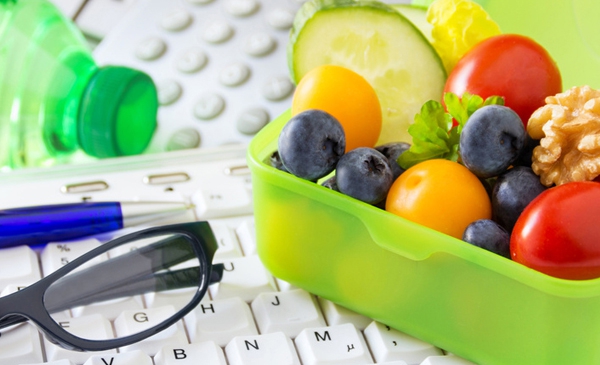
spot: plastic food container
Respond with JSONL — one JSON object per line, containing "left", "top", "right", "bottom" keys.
{"left": 247, "top": 109, "right": 600, "bottom": 365}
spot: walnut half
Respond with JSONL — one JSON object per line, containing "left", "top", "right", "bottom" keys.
{"left": 527, "top": 86, "right": 600, "bottom": 186}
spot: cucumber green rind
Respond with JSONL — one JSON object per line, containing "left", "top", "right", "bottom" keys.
{"left": 389, "top": 3, "right": 433, "bottom": 43}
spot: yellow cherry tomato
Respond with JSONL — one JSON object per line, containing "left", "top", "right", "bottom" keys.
{"left": 291, "top": 64, "right": 382, "bottom": 152}
{"left": 385, "top": 159, "right": 491, "bottom": 239}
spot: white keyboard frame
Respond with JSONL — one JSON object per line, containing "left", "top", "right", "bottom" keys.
{"left": 0, "top": 145, "right": 250, "bottom": 212}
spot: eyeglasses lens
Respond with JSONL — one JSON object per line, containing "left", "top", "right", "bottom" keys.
{"left": 42, "top": 232, "right": 203, "bottom": 341}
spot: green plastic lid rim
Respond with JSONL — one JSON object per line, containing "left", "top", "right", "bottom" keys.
{"left": 78, "top": 66, "right": 157, "bottom": 158}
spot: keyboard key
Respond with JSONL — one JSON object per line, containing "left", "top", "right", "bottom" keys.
{"left": 243, "top": 33, "right": 276, "bottom": 57}
{"left": 192, "top": 179, "right": 253, "bottom": 219}
{"left": 44, "top": 314, "right": 116, "bottom": 363}
{"left": 420, "top": 356, "right": 478, "bottom": 365}
{"left": 201, "top": 20, "right": 234, "bottom": 43}
{"left": 184, "top": 297, "right": 258, "bottom": 347}
{"left": 160, "top": 8, "right": 193, "bottom": 32}
{"left": 114, "top": 306, "right": 188, "bottom": 356}
{"left": 209, "top": 221, "right": 244, "bottom": 260}
{"left": 145, "top": 283, "right": 199, "bottom": 311}
{"left": 318, "top": 297, "right": 372, "bottom": 331}
{"left": 157, "top": 80, "right": 183, "bottom": 106}
{"left": 135, "top": 37, "right": 167, "bottom": 61}
{"left": 266, "top": 8, "right": 295, "bottom": 30}
{"left": 219, "top": 62, "right": 251, "bottom": 87}
{"left": 224, "top": 0, "right": 259, "bottom": 17}
{"left": 193, "top": 93, "right": 225, "bottom": 120}
{"left": 225, "top": 332, "right": 301, "bottom": 365}
{"left": 154, "top": 342, "right": 227, "bottom": 365}
{"left": 166, "top": 128, "right": 202, "bottom": 151}
{"left": 209, "top": 255, "right": 278, "bottom": 302}
{"left": 41, "top": 238, "right": 105, "bottom": 276}
{"left": 363, "top": 321, "right": 443, "bottom": 364}
{"left": 294, "top": 323, "right": 374, "bottom": 365}
{"left": 251, "top": 289, "right": 326, "bottom": 338}
{"left": 236, "top": 108, "right": 270, "bottom": 136}
{"left": 234, "top": 217, "right": 256, "bottom": 255}
{"left": 261, "top": 76, "right": 294, "bottom": 101}
{"left": 83, "top": 350, "right": 153, "bottom": 365}
{"left": 175, "top": 49, "right": 208, "bottom": 74}
{"left": 0, "top": 246, "right": 40, "bottom": 291}
{"left": 0, "top": 323, "right": 44, "bottom": 365}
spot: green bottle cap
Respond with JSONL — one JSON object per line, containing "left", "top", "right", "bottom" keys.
{"left": 78, "top": 66, "right": 158, "bottom": 158}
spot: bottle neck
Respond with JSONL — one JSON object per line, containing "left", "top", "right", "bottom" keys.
{"left": 42, "top": 54, "right": 98, "bottom": 155}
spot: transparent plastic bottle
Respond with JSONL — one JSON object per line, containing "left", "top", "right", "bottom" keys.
{"left": 0, "top": 0, "right": 158, "bottom": 171}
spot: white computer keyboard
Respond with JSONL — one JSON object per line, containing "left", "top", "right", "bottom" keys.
{"left": 0, "top": 147, "right": 477, "bottom": 365}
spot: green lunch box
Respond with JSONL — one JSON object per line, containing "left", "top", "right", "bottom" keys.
{"left": 247, "top": 109, "right": 600, "bottom": 365}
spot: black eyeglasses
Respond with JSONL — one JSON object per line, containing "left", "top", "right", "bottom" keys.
{"left": 0, "top": 221, "right": 223, "bottom": 352}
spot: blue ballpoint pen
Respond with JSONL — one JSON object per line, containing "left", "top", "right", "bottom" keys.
{"left": 0, "top": 201, "right": 192, "bottom": 248}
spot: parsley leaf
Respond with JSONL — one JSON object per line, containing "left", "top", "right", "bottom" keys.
{"left": 397, "top": 92, "right": 504, "bottom": 170}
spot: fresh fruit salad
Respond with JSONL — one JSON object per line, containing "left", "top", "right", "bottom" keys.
{"left": 272, "top": 0, "right": 600, "bottom": 280}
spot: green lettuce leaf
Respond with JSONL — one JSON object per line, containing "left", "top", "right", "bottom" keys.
{"left": 397, "top": 92, "right": 504, "bottom": 170}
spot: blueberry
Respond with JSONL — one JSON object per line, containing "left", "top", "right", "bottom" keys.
{"left": 492, "top": 166, "right": 547, "bottom": 232}
{"left": 278, "top": 110, "right": 345, "bottom": 181}
{"left": 268, "top": 150, "right": 288, "bottom": 172}
{"left": 480, "top": 177, "right": 495, "bottom": 200}
{"left": 335, "top": 147, "right": 393, "bottom": 205}
{"left": 513, "top": 135, "right": 540, "bottom": 167}
{"left": 321, "top": 175, "right": 338, "bottom": 191}
{"left": 460, "top": 105, "right": 527, "bottom": 178}
{"left": 462, "top": 219, "right": 511, "bottom": 258}
{"left": 375, "top": 142, "right": 411, "bottom": 181}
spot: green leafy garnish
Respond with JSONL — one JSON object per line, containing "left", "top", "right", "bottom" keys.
{"left": 397, "top": 92, "right": 504, "bottom": 169}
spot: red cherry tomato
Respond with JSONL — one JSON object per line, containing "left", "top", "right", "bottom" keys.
{"left": 444, "top": 34, "right": 562, "bottom": 127}
{"left": 511, "top": 181, "right": 600, "bottom": 280}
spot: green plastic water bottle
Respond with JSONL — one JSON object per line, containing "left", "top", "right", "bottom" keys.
{"left": 0, "top": 0, "right": 158, "bottom": 171}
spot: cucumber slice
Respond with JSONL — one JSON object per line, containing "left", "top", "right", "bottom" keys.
{"left": 288, "top": 0, "right": 446, "bottom": 145}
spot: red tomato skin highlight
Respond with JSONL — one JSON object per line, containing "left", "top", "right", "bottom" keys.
{"left": 444, "top": 34, "right": 562, "bottom": 127}
{"left": 510, "top": 181, "right": 600, "bottom": 280}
